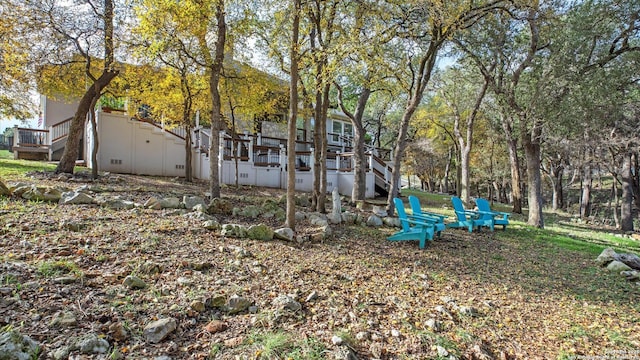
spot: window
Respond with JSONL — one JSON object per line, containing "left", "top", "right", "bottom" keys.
{"left": 344, "top": 123, "right": 353, "bottom": 137}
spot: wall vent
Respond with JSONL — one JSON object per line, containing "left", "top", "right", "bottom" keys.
{"left": 327, "top": 182, "right": 333, "bottom": 187}
{"left": 175, "top": 164, "right": 185, "bottom": 170}
{"left": 240, "top": 173, "right": 249, "bottom": 178}
{"left": 296, "top": 178, "right": 304, "bottom": 184}
{"left": 110, "top": 159, "right": 122, "bottom": 165}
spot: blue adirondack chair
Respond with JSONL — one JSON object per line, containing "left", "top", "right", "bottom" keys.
{"left": 475, "top": 198, "right": 510, "bottom": 230}
{"left": 446, "top": 196, "right": 494, "bottom": 232}
{"left": 388, "top": 198, "right": 435, "bottom": 249}
{"left": 407, "top": 195, "right": 447, "bottom": 237}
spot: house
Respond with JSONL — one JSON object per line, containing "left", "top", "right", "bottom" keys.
{"left": 13, "top": 92, "right": 393, "bottom": 197}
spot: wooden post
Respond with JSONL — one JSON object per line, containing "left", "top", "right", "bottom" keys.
{"left": 218, "top": 131, "right": 225, "bottom": 185}
{"left": 13, "top": 126, "right": 19, "bottom": 160}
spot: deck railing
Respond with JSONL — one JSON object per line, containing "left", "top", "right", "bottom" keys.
{"left": 51, "top": 117, "right": 73, "bottom": 142}
{"left": 14, "top": 127, "right": 49, "bottom": 149}
{"left": 194, "top": 129, "right": 391, "bottom": 180}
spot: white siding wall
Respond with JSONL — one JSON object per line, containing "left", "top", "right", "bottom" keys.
{"left": 96, "top": 113, "right": 186, "bottom": 176}
{"left": 42, "top": 96, "right": 79, "bottom": 127}
{"left": 91, "top": 114, "right": 378, "bottom": 198}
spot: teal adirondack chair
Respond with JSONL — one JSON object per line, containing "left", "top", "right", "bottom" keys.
{"left": 407, "top": 195, "right": 447, "bottom": 237}
{"left": 475, "top": 198, "right": 510, "bottom": 230}
{"left": 446, "top": 196, "right": 494, "bottom": 232}
{"left": 388, "top": 197, "right": 435, "bottom": 249}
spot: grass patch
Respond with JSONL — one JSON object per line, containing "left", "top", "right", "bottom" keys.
{"left": 246, "top": 331, "right": 327, "bottom": 359}
{"left": 37, "top": 260, "right": 82, "bottom": 278}
{"left": 404, "top": 188, "right": 639, "bottom": 255}
{"left": 0, "top": 150, "right": 56, "bottom": 179}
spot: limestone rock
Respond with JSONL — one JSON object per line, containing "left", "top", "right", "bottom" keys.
{"left": 366, "top": 215, "right": 383, "bottom": 227}
{"left": 272, "top": 294, "right": 302, "bottom": 311}
{"left": 205, "top": 295, "right": 227, "bottom": 309}
{"left": 190, "top": 300, "right": 206, "bottom": 313}
{"left": 101, "top": 198, "right": 136, "bottom": 210}
{"left": 309, "top": 214, "right": 329, "bottom": 227}
{"left": 123, "top": 275, "right": 147, "bottom": 289}
{"left": 595, "top": 248, "right": 617, "bottom": 266}
{"left": 341, "top": 212, "right": 358, "bottom": 224}
{"left": 372, "top": 205, "right": 388, "bottom": 217}
{"left": 425, "top": 318, "right": 443, "bottom": 332}
{"left": 295, "top": 195, "right": 311, "bottom": 207}
{"left": 295, "top": 211, "right": 306, "bottom": 221}
{"left": 22, "top": 186, "right": 63, "bottom": 202}
{"left": 221, "top": 224, "right": 248, "bottom": 238}
{"left": 622, "top": 270, "right": 640, "bottom": 281}
{"left": 0, "top": 180, "right": 10, "bottom": 197}
{"left": 183, "top": 211, "right": 213, "bottom": 221}
{"left": 247, "top": 223, "right": 274, "bottom": 241}
{"left": 331, "top": 347, "right": 358, "bottom": 360}
{"left": 192, "top": 203, "right": 206, "bottom": 214}
{"left": 226, "top": 295, "right": 252, "bottom": 314}
{"left": 331, "top": 335, "right": 344, "bottom": 346}
{"left": 144, "top": 197, "right": 162, "bottom": 210}
{"left": 607, "top": 260, "right": 632, "bottom": 272}
{"left": 160, "top": 197, "right": 182, "bottom": 209}
{"left": 50, "top": 311, "right": 77, "bottom": 327}
{"left": 274, "top": 227, "right": 295, "bottom": 241}
{"left": 59, "top": 191, "right": 95, "bottom": 205}
{"left": 329, "top": 187, "right": 342, "bottom": 224}
{"left": 143, "top": 317, "right": 177, "bottom": 344}
{"left": 383, "top": 217, "right": 401, "bottom": 228}
{"left": 183, "top": 196, "right": 206, "bottom": 210}
{"left": 0, "top": 330, "right": 40, "bottom": 360}
{"left": 208, "top": 198, "right": 233, "bottom": 215}
{"left": 76, "top": 333, "right": 110, "bottom": 354}
{"left": 233, "top": 205, "right": 261, "bottom": 218}
{"left": 202, "top": 219, "right": 220, "bottom": 230}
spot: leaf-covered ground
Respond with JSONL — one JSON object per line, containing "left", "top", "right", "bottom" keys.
{"left": 1, "top": 174, "right": 638, "bottom": 359}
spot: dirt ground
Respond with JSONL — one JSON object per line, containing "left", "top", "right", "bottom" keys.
{"left": 1, "top": 173, "right": 639, "bottom": 359}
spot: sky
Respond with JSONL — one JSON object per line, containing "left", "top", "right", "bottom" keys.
{"left": 1, "top": 118, "right": 37, "bottom": 133}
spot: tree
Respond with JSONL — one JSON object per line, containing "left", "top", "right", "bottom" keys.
{"left": 132, "top": 0, "right": 214, "bottom": 182}
{"left": 456, "top": 0, "right": 640, "bottom": 227}
{"left": 0, "top": 3, "right": 34, "bottom": 120}
{"left": 17, "top": 0, "right": 120, "bottom": 174}
{"left": 334, "top": 0, "right": 398, "bottom": 203}
{"left": 438, "top": 65, "right": 491, "bottom": 206}
{"left": 384, "top": 0, "right": 507, "bottom": 215}
{"left": 286, "top": 0, "right": 301, "bottom": 230}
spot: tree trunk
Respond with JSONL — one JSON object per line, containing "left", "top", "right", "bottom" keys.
{"left": 580, "top": 161, "right": 592, "bottom": 218}
{"left": 386, "top": 109, "right": 414, "bottom": 215}
{"left": 522, "top": 129, "right": 544, "bottom": 228}
{"left": 443, "top": 146, "right": 452, "bottom": 193}
{"left": 502, "top": 116, "right": 522, "bottom": 213}
{"left": 57, "top": 0, "right": 117, "bottom": 174}
{"left": 317, "top": 83, "right": 330, "bottom": 213}
{"left": 459, "top": 148, "right": 470, "bottom": 205}
{"left": 336, "top": 84, "right": 370, "bottom": 203}
{"left": 611, "top": 175, "right": 620, "bottom": 229}
{"left": 631, "top": 151, "right": 640, "bottom": 210}
{"left": 185, "top": 123, "right": 193, "bottom": 182}
{"left": 550, "top": 165, "right": 563, "bottom": 211}
{"left": 286, "top": 0, "right": 300, "bottom": 229}
{"left": 56, "top": 72, "right": 118, "bottom": 173}
{"left": 90, "top": 95, "right": 100, "bottom": 180}
{"left": 620, "top": 151, "right": 634, "bottom": 231}
{"left": 205, "top": 2, "right": 226, "bottom": 200}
